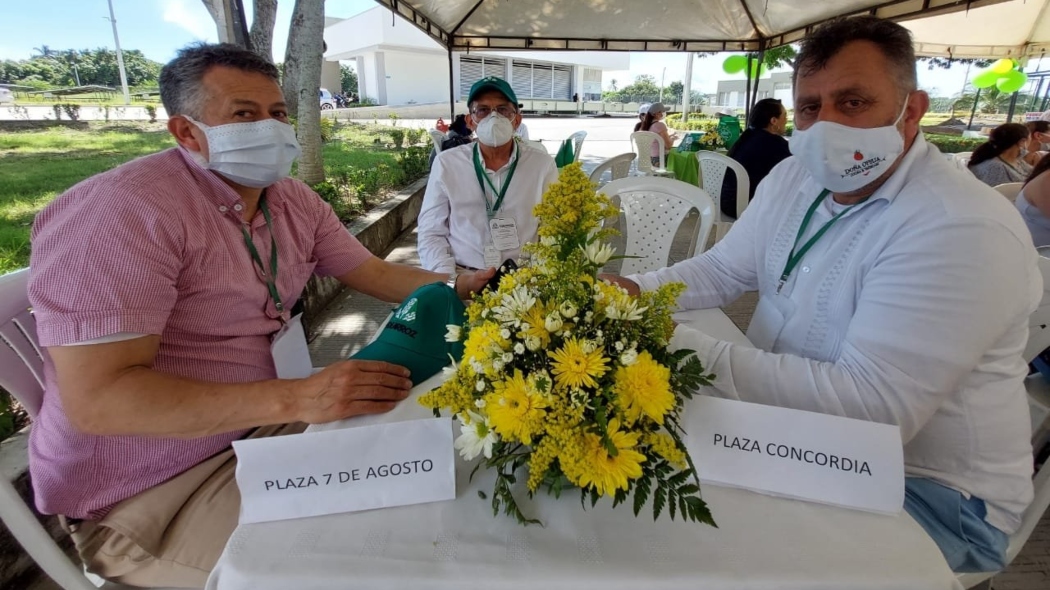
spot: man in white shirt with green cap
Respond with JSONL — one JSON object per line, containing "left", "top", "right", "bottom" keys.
{"left": 418, "top": 76, "right": 558, "bottom": 274}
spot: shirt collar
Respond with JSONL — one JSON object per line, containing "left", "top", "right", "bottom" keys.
{"left": 176, "top": 146, "right": 286, "bottom": 217}
{"left": 480, "top": 141, "right": 519, "bottom": 174}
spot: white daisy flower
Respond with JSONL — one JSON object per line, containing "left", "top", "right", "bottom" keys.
{"left": 525, "top": 336, "right": 542, "bottom": 351}
{"left": 514, "top": 342, "right": 526, "bottom": 355}
{"left": 559, "top": 301, "right": 577, "bottom": 318}
{"left": 545, "top": 313, "right": 563, "bottom": 332}
{"left": 620, "top": 349, "right": 639, "bottom": 366}
{"left": 454, "top": 412, "right": 498, "bottom": 460}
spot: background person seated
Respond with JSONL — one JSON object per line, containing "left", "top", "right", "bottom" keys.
{"left": 1024, "top": 121, "right": 1050, "bottom": 167}
{"left": 968, "top": 123, "right": 1032, "bottom": 187}
{"left": 637, "top": 101, "right": 677, "bottom": 165}
{"left": 1015, "top": 153, "right": 1050, "bottom": 247}
{"left": 720, "top": 98, "right": 791, "bottom": 219}
{"left": 418, "top": 76, "right": 557, "bottom": 275}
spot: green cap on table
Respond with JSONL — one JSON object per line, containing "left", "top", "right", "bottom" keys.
{"left": 350, "top": 282, "right": 466, "bottom": 386}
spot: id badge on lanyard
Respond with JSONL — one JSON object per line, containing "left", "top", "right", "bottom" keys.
{"left": 474, "top": 144, "right": 520, "bottom": 266}
{"left": 240, "top": 195, "right": 310, "bottom": 378}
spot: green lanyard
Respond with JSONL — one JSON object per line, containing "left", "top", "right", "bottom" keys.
{"left": 239, "top": 196, "right": 285, "bottom": 319}
{"left": 473, "top": 143, "right": 520, "bottom": 219}
{"left": 777, "top": 190, "right": 862, "bottom": 294}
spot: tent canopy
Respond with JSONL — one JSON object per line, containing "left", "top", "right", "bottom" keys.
{"left": 904, "top": 0, "right": 1050, "bottom": 59}
{"left": 372, "top": 0, "right": 1016, "bottom": 53}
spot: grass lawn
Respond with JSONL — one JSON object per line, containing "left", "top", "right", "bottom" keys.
{"left": 0, "top": 120, "right": 429, "bottom": 275}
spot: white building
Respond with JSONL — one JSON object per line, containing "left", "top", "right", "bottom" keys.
{"left": 322, "top": 6, "right": 629, "bottom": 107}
{"left": 715, "top": 71, "right": 794, "bottom": 110}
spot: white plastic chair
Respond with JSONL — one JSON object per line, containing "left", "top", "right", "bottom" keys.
{"left": 601, "top": 177, "right": 715, "bottom": 275}
{"left": 630, "top": 131, "right": 673, "bottom": 178}
{"left": 588, "top": 152, "right": 636, "bottom": 186}
{"left": 953, "top": 151, "right": 973, "bottom": 170}
{"left": 994, "top": 182, "right": 1024, "bottom": 201}
{"left": 697, "top": 150, "right": 751, "bottom": 221}
{"left": 569, "top": 130, "right": 587, "bottom": 162}
{"left": 428, "top": 129, "right": 447, "bottom": 152}
{"left": 0, "top": 269, "right": 181, "bottom": 590}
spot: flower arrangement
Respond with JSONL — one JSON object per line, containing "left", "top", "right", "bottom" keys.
{"left": 700, "top": 129, "right": 724, "bottom": 150}
{"left": 420, "top": 162, "right": 716, "bottom": 526}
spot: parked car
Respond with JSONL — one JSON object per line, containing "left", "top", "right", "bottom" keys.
{"left": 0, "top": 88, "right": 13, "bottom": 105}
{"left": 320, "top": 88, "right": 337, "bottom": 110}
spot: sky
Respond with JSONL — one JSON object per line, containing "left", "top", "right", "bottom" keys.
{"left": 0, "top": 0, "right": 1020, "bottom": 99}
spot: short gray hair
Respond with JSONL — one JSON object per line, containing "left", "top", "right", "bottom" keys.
{"left": 793, "top": 16, "right": 917, "bottom": 97}
{"left": 159, "top": 43, "right": 279, "bottom": 118}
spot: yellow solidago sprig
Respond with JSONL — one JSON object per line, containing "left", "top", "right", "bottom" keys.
{"left": 419, "top": 160, "right": 716, "bottom": 528}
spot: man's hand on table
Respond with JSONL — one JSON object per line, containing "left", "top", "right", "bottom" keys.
{"left": 294, "top": 360, "right": 413, "bottom": 423}
{"left": 597, "top": 273, "right": 641, "bottom": 296}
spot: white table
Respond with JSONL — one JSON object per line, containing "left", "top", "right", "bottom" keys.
{"left": 206, "top": 309, "right": 960, "bottom": 590}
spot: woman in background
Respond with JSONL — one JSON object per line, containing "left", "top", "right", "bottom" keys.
{"left": 720, "top": 98, "right": 791, "bottom": 219}
{"left": 638, "top": 102, "right": 676, "bottom": 166}
{"left": 1024, "top": 121, "right": 1050, "bottom": 167}
{"left": 968, "top": 123, "right": 1031, "bottom": 187}
{"left": 1016, "top": 153, "right": 1050, "bottom": 247}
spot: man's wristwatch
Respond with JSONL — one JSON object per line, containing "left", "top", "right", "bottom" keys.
{"left": 446, "top": 272, "right": 458, "bottom": 291}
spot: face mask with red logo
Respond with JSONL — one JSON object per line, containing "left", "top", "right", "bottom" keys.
{"left": 789, "top": 102, "right": 907, "bottom": 193}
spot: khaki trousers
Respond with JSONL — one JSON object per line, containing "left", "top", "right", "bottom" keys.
{"left": 63, "top": 423, "right": 306, "bottom": 588}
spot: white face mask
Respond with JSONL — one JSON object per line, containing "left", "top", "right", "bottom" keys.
{"left": 186, "top": 117, "right": 301, "bottom": 188}
{"left": 789, "top": 102, "right": 908, "bottom": 193}
{"left": 475, "top": 113, "right": 516, "bottom": 147}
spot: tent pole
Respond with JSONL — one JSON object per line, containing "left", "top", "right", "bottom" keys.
{"left": 752, "top": 48, "right": 765, "bottom": 114}
{"left": 1042, "top": 78, "right": 1050, "bottom": 111}
{"left": 967, "top": 88, "right": 981, "bottom": 130}
{"left": 1007, "top": 90, "right": 1020, "bottom": 123}
{"left": 448, "top": 47, "right": 455, "bottom": 119}
{"left": 744, "top": 53, "right": 753, "bottom": 124}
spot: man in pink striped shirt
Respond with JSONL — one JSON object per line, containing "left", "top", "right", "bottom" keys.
{"left": 28, "top": 43, "right": 492, "bottom": 588}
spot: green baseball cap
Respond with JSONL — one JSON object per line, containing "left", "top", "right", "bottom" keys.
{"left": 350, "top": 283, "right": 466, "bottom": 385}
{"left": 468, "top": 76, "right": 517, "bottom": 106}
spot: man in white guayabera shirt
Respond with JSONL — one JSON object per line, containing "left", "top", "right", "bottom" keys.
{"left": 605, "top": 16, "right": 1039, "bottom": 574}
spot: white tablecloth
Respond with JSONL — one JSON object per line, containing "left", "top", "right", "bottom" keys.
{"left": 206, "top": 309, "right": 960, "bottom": 590}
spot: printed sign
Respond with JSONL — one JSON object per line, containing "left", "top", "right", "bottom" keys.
{"left": 688, "top": 396, "right": 904, "bottom": 514}
{"left": 234, "top": 417, "right": 456, "bottom": 524}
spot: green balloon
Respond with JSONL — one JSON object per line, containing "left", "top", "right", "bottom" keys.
{"left": 723, "top": 55, "right": 747, "bottom": 74}
{"left": 971, "top": 69, "right": 999, "bottom": 89}
{"left": 997, "top": 70, "right": 1027, "bottom": 94}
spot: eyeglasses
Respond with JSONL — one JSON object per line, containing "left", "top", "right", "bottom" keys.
{"left": 471, "top": 105, "right": 517, "bottom": 121}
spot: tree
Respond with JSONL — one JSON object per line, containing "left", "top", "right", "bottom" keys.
{"left": 292, "top": 0, "right": 326, "bottom": 185}
{"left": 249, "top": 0, "right": 278, "bottom": 62}
{"left": 919, "top": 57, "right": 992, "bottom": 71}
{"left": 340, "top": 64, "right": 358, "bottom": 94}
{"left": 282, "top": 0, "right": 306, "bottom": 115}
{"left": 759, "top": 45, "right": 797, "bottom": 70}
{"left": 666, "top": 81, "right": 684, "bottom": 104}
{"left": 200, "top": 0, "right": 233, "bottom": 43}
{"left": 32, "top": 45, "right": 54, "bottom": 59}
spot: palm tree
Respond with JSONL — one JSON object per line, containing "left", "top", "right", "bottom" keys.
{"left": 32, "top": 45, "right": 53, "bottom": 59}
{"left": 292, "top": 0, "right": 325, "bottom": 185}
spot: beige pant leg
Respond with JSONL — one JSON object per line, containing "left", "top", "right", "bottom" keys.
{"left": 67, "top": 423, "right": 306, "bottom": 588}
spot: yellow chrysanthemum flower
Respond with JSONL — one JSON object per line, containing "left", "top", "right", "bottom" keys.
{"left": 612, "top": 351, "right": 675, "bottom": 424}
{"left": 462, "top": 322, "right": 508, "bottom": 374}
{"left": 519, "top": 304, "right": 551, "bottom": 347}
{"left": 484, "top": 370, "right": 548, "bottom": 444}
{"left": 548, "top": 337, "right": 609, "bottom": 390}
{"left": 569, "top": 418, "right": 646, "bottom": 496}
